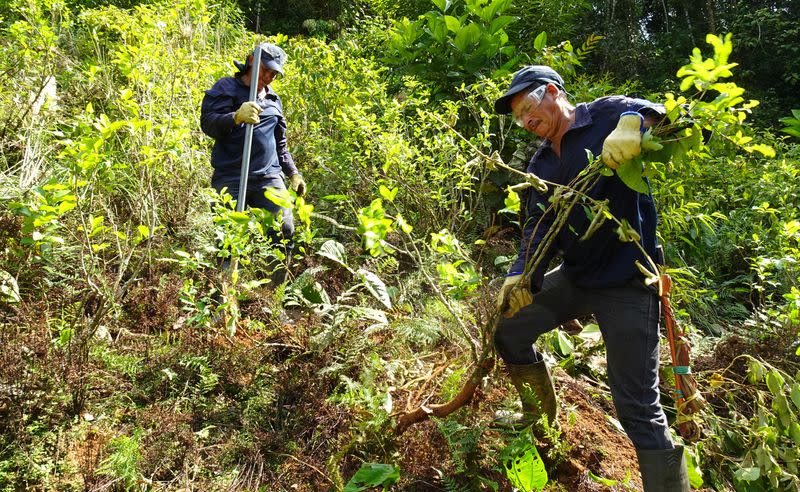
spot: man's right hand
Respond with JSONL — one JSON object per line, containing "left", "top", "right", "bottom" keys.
{"left": 601, "top": 112, "right": 643, "bottom": 169}
{"left": 233, "top": 101, "right": 261, "bottom": 125}
{"left": 496, "top": 274, "right": 533, "bottom": 318}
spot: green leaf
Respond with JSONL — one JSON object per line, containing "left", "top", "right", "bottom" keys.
{"left": 350, "top": 306, "right": 389, "bottom": 329}
{"left": 499, "top": 189, "right": 520, "bottom": 214}
{"left": 227, "top": 211, "right": 250, "bottom": 224}
{"left": 766, "top": 370, "right": 785, "bottom": 397}
{"left": 489, "top": 15, "right": 517, "bottom": 35}
{"left": 744, "top": 144, "right": 776, "bottom": 158}
{"left": 684, "top": 447, "right": 704, "bottom": 488}
{"left": 444, "top": 15, "right": 460, "bottom": 32}
{"left": 317, "top": 240, "right": 349, "bottom": 269}
{"left": 479, "top": 0, "right": 512, "bottom": 21}
{"left": 425, "top": 13, "right": 448, "bottom": 42}
{"left": 395, "top": 214, "right": 413, "bottom": 234}
{"left": 587, "top": 471, "right": 616, "bottom": 486}
{"left": 300, "top": 281, "right": 326, "bottom": 304}
{"left": 504, "top": 441, "right": 548, "bottom": 491}
{"left": 555, "top": 330, "right": 574, "bottom": 356}
{"left": 734, "top": 466, "right": 760, "bottom": 482}
{"left": 640, "top": 129, "right": 663, "bottom": 151}
{"left": 263, "top": 187, "right": 294, "bottom": 209}
{"left": 322, "top": 194, "right": 349, "bottom": 202}
{"left": 357, "top": 269, "right": 392, "bottom": 309}
{"left": 790, "top": 422, "right": 800, "bottom": 446}
{"left": 343, "top": 463, "right": 399, "bottom": 492}
{"left": 616, "top": 159, "right": 649, "bottom": 193}
{"left": 453, "top": 23, "right": 481, "bottom": 52}
{"left": 533, "top": 31, "right": 547, "bottom": 51}
{"left": 378, "top": 185, "right": 398, "bottom": 202}
{"left": 790, "top": 383, "right": 800, "bottom": 410}
{"left": 57, "top": 199, "right": 76, "bottom": 214}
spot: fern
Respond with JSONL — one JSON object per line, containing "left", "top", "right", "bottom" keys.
{"left": 96, "top": 429, "right": 143, "bottom": 489}
{"left": 436, "top": 419, "right": 482, "bottom": 474}
{"left": 391, "top": 316, "right": 442, "bottom": 348}
{"left": 181, "top": 355, "right": 219, "bottom": 395}
{"left": 442, "top": 475, "right": 471, "bottom": 492}
{"left": 576, "top": 33, "right": 604, "bottom": 62}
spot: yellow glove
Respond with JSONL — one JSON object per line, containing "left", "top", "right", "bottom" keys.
{"left": 496, "top": 274, "right": 533, "bottom": 318}
{"left": 601, "top": 112, "right": 644, "bottom": 169}
{"left": 289, "top": 173, "right": 306, "bottom": 196}
{"left": 233, "top": 101, "right": 261, "bottom": 125}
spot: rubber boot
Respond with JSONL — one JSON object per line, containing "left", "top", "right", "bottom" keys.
{"left": 496, "top": 361, "right": 558, "bottom": 436}
{"left": 637, "top": 445, "right": 691, "bottom": 492}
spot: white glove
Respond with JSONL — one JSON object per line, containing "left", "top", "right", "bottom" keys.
{"left": 602, "top": 112, "right": 644, "bottom": 169}
{"left": 496, "top": 274, "right": 533, "bottom": 318}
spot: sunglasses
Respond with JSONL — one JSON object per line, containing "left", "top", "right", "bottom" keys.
{"left": 513, "top": 84, "right": 547, "bottom": 127}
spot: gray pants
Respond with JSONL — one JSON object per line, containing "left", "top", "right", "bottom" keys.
{"left": 494, "top": 267, "right": 673, "bottom": 451}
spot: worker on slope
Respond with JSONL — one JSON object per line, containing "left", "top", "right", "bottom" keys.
{"left": 493, "top": 65, "right": 689, "bottom": 492}
{"left": 200, "top": 42, "right": 306, "bottom": 284}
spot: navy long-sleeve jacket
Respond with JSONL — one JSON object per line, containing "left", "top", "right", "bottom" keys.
{"left": 510, "top": 96, "right": 664, "bottom": 291}
{"left": 200, "top": 77, "right": 297, "bottom": 182}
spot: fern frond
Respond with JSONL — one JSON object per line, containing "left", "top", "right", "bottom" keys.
{"left": 577, "top": 33, "right": 604, "bottom": 62}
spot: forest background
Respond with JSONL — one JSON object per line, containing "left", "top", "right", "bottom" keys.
{"left": 1, "top": 0, "right": 799, "bottom": 490}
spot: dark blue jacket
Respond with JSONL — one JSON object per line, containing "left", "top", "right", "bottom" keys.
{"left": 200, "top": 77, "right": 297, "bottom": 182}
{"left": 510, "top": 96, "right": 664, "bottom": 290}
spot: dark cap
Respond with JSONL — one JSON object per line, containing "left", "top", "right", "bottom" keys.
{"left": 494, "top": 65, "right": 565, "bottom": 114}
{"left": 234, "top": 42, "right": 288, "bottom": 76}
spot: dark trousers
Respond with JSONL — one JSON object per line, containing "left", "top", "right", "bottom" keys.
{"left": 212, "top": 175, "right": 295, "bottom": 245}
{"left": 494, "top": 267, "right": 673, "bottom": 451}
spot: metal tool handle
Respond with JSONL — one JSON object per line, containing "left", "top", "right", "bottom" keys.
{"left": 236, "top": 45, "right": 262, "bottom": 213}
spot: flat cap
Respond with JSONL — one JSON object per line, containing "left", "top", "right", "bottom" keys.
{"left": 494, "top": 65, "right": 565, "bottom": 114}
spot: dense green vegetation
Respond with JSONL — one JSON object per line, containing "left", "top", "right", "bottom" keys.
{"left": 1, "top": 0, "right": 799, "bottom": 490}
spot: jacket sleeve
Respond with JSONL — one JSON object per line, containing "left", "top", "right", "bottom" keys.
{"left": 200, "top": 85, "right": 236, "bottom": 140}
{"left": 275, "top": 114, "right": 298, "bottom": 176}
{"left": 508, "top": 186, "right": 557, "bottom": 293}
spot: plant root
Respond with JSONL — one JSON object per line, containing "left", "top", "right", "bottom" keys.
{"left": 395, "top": 357, "right": 495, "bottom": 434}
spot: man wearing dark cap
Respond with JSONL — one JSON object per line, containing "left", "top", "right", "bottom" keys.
{"left": 493, "top": 65, "right": 689, "bottom": 491}
{"left": 201, "top": 42, "right": 305, "bottom": 280}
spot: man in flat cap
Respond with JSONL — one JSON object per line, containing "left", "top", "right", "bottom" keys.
{"left": 201, "top": 42, "right": 306, "bottom": 283}
{"left": 492, "top": 65, "right": 689, "bottom": 491}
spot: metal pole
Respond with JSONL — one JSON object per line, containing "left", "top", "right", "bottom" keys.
{"left": 236, "top": 45, "right": 261, "bottom": 213}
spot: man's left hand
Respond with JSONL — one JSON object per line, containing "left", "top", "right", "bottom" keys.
{"left": 602, "top": 112, "right": 643, "bottom": 169}
{"left": 289, "top": 174, "right": 306, "bottom": 196}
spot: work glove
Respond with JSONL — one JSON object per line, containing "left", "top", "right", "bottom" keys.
{"left": 289, "top": 173, "right": 306, "bottom": 196}
{"left": 601, "top": 112, "right": 644, "bottom": 169}
{"left": 233, "top": 101, "right": 261, "bottom": 125}
{"left": 496, "top": 274, "right": 533, "bottom": 318}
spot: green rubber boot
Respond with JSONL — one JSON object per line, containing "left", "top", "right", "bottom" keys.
{"left": 496, "top": 361, "right": 558, "bottom": 435}
{"left": 637, "top": 445, "right": 691, "bottom": 492}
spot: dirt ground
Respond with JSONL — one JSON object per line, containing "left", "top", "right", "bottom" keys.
{"left": 392, "top": 368, "right": 647, "bottom": 491}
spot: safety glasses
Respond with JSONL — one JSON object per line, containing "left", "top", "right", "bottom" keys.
{"left": 513, "top": 84, "right": 547, "bottom": 127}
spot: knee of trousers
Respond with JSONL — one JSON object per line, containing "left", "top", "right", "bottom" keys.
{"left": 493, "top": 318, "right": 541, "bottom": 364}
{"left": 493, "top": 326, "right": 513, "bottom": 361}
{"left": 616, "top": 404, "right": 673, "bottom": 450}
